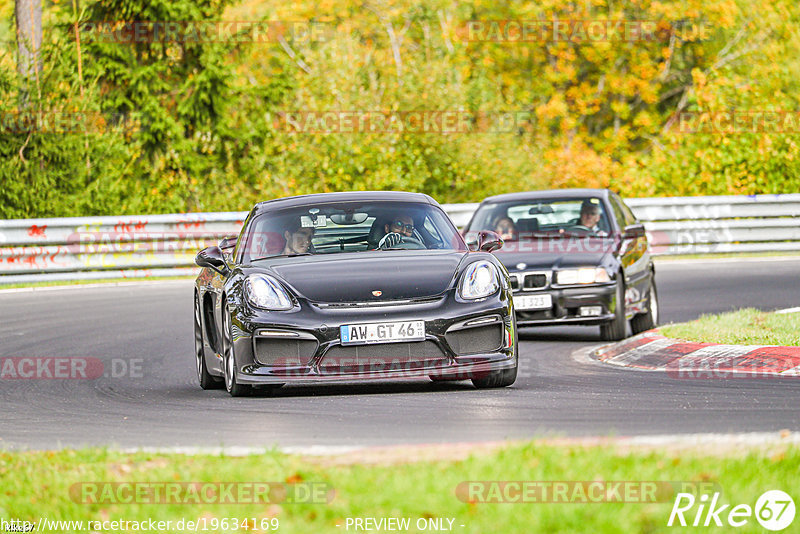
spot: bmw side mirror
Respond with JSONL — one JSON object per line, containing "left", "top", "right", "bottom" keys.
{"left": 623, "top": 223, "right": 645, "bottom": 239}
{"left": 476, "top": 230, "right": 504, "bottom": 253}
{"left": 196, "top": 246, "right": 229, "bottom": 274}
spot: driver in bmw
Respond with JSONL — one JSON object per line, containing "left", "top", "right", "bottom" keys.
{"left": 378, "top": 214, "right": 416, "bottom": 249}
{"left": 572, "top": 200, "right": 607, "bottom": 236}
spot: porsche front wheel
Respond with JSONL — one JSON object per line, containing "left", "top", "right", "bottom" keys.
{"left": 472, "top": 319, "right": 518, "bottom": 389}
{"left": 195, "top": 294, "right": 222, "bottom": 390}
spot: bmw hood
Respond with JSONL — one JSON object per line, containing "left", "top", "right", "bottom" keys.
{"left": 493, "top": 249, "right": 614, "bottom": 272}
{"left": 264, "top": 251, "right": 466, "bottom": 302}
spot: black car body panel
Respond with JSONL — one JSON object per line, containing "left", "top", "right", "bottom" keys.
{"left": 194, "top": 191, "right": 517, "bottom": 392}
{"left": 464, "top": 188, "right": 656, "bottom": 331}
{"left": 266, "top": 251, "right": 461, "bottom": 302}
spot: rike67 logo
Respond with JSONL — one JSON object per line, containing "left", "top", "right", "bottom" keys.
{"left": 668, "top": 490, "right": 795, "bottom": 531}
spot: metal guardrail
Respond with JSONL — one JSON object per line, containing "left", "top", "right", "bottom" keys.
{"left": 1, "top": 194, "right": 799, "bottom": 284}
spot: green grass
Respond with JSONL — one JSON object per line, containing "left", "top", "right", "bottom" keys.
{"left": 1, "top": 443, "right": 797, "bottom": 533}
{"left": 654, "top": 251, "right": 800, "bottom": 261}
{"left": 0, "top": 276, "right": 194, "bottom": 290}
{"left": 661, "top": 308, "right": 800, "bottom": 346}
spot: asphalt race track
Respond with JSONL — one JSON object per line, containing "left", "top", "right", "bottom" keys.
{"left": 2, "top": 258, "right": 800, "bottom": 450}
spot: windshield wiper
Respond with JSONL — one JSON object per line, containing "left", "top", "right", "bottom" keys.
{"left": 251, "top": 252, "right": 313, "bottom": 261}
{"left": 521, "top": 232, "right": 562, "bottom": 239}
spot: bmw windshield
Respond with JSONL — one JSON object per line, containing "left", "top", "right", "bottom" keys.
{"left": 467, "top": 197, "right": 612, "bottom": 241}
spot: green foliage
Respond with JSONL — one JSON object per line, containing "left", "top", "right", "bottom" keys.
{"left": 1, "top": 0, "right": 800, "bottom": 218}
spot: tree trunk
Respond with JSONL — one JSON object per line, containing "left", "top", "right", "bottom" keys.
{"left": 15, "top": 0, "right": 43, "bottom": 97}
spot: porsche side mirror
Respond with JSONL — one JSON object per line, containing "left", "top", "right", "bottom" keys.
{"left": 219, "top": 236, "right": 236, "bottom": 251}
{"left": 196, "top": 246, "right": 229, "bottom": 274}
{"left": 219, "top": 236, "right": 236, "bottom": 260}
{"left": 623, "top": 223, "right": 645, "bottom": 239}
{"left": 476, "top": 230, "right": 504, "bottom": 253}
{"left": 463, "top": 231, "right": 478, "bottom": 251}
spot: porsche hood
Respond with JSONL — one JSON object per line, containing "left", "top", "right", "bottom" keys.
{"left": 262, "top": 251, "right": 467, "bottom": 302}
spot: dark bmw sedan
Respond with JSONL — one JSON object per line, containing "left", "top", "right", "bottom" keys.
{"left": 194, "top": 191, "right": 517, "bottom": 396}
{"left": 463, "top": 189, "right": 657, "bottom": 341}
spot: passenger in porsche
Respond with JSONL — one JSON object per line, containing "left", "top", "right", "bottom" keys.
{"left": 282, "top": 218, "right": 315, "bottom": 255}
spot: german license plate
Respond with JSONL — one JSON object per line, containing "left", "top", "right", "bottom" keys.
{"left": 513, "top": 294, "right": 553, "bottom": 311}
{"left": 340, "top": 321, "right": 425, "bottom": 345}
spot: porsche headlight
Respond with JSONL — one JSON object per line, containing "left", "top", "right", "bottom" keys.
{"left": 459, "top": 261, "right": 500, "bottom": 300}
{"left": 245, "top": 274, "right": 293, "bottom": 310}
{"left": 556, "top": 267, "right": 611, "bottom": 285}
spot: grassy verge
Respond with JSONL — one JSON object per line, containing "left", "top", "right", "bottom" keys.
{"left": 654, "top": 251, "right": 800, "bottom": 261}
{"left": 0, "top": 443, "right": 797, "bottom": 533}
{"left": 0, "top": 276, "right": 194, "bottom": 290}
{"left": 661, "top": 308, "right": 800, "bottom": 346}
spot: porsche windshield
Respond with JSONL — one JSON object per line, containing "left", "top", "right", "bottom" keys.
{"left": 468, "top": 198, "right": 611, "bottom": 240}
{"left": 241, "top": 201, "right": 466, "bottom": 261}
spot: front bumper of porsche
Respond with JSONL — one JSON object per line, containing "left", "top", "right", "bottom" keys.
{"left": 229, "top": 290, "right": 516, "bottom": 384}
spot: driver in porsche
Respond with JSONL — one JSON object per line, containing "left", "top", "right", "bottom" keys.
{"left": 378, "top": 214, "right": 416, "bottom": 249}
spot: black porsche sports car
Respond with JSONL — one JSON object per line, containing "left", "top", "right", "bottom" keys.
{"left": 463, "top": 189, "right": 657, "bottom": 341}
{"left": 194, "top": 191, "right": 517, "bottom": 396}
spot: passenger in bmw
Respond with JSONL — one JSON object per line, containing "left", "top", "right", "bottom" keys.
{"left": 378, "top": 214, "right": 415, "bottom": 249}
{"left": 493, "top": 216, "right": 517, "bottom": 242}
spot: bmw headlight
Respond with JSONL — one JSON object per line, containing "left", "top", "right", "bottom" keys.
{"left": 556, "top": 267, "right": 611, "bottom": 285}
{"left": 245, "top": 274, "right": 293, "bottom": 310}
{"left": 459, "top": 261, "right": 500, "bottom": 300}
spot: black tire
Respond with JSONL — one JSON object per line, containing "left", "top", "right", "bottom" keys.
{"left": 472, "top": 319, "right": 518, "bottom": 389}
{"left": 195, "top": 294, "right": 223, "bottom": 390}
{"left": 222, "top": 306, "right": 252, "bottom": 397}
{"left": 600, "top": 277, "right": 627, "bottom": 341}
{"left": 631, "top": 278, "right": 659, "bottom": 334}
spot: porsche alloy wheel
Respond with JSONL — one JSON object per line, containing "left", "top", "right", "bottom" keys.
{"left": 223, "top": 307, "right": 252, "bottom": 397}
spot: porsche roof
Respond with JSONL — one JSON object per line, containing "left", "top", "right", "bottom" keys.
{"left": 253, "top": 191, "right": 438, "bottom": 213}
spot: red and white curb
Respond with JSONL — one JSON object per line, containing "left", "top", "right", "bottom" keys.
{"left": 591, "top": 331, "right": 800, "bottom": 378}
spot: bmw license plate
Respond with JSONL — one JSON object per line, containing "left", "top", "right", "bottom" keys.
{"left": 513, "top": 294, "right": 553, "bottom": 311}
{"left": 340, "top": 321, "right": 425, "bottom": 345}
